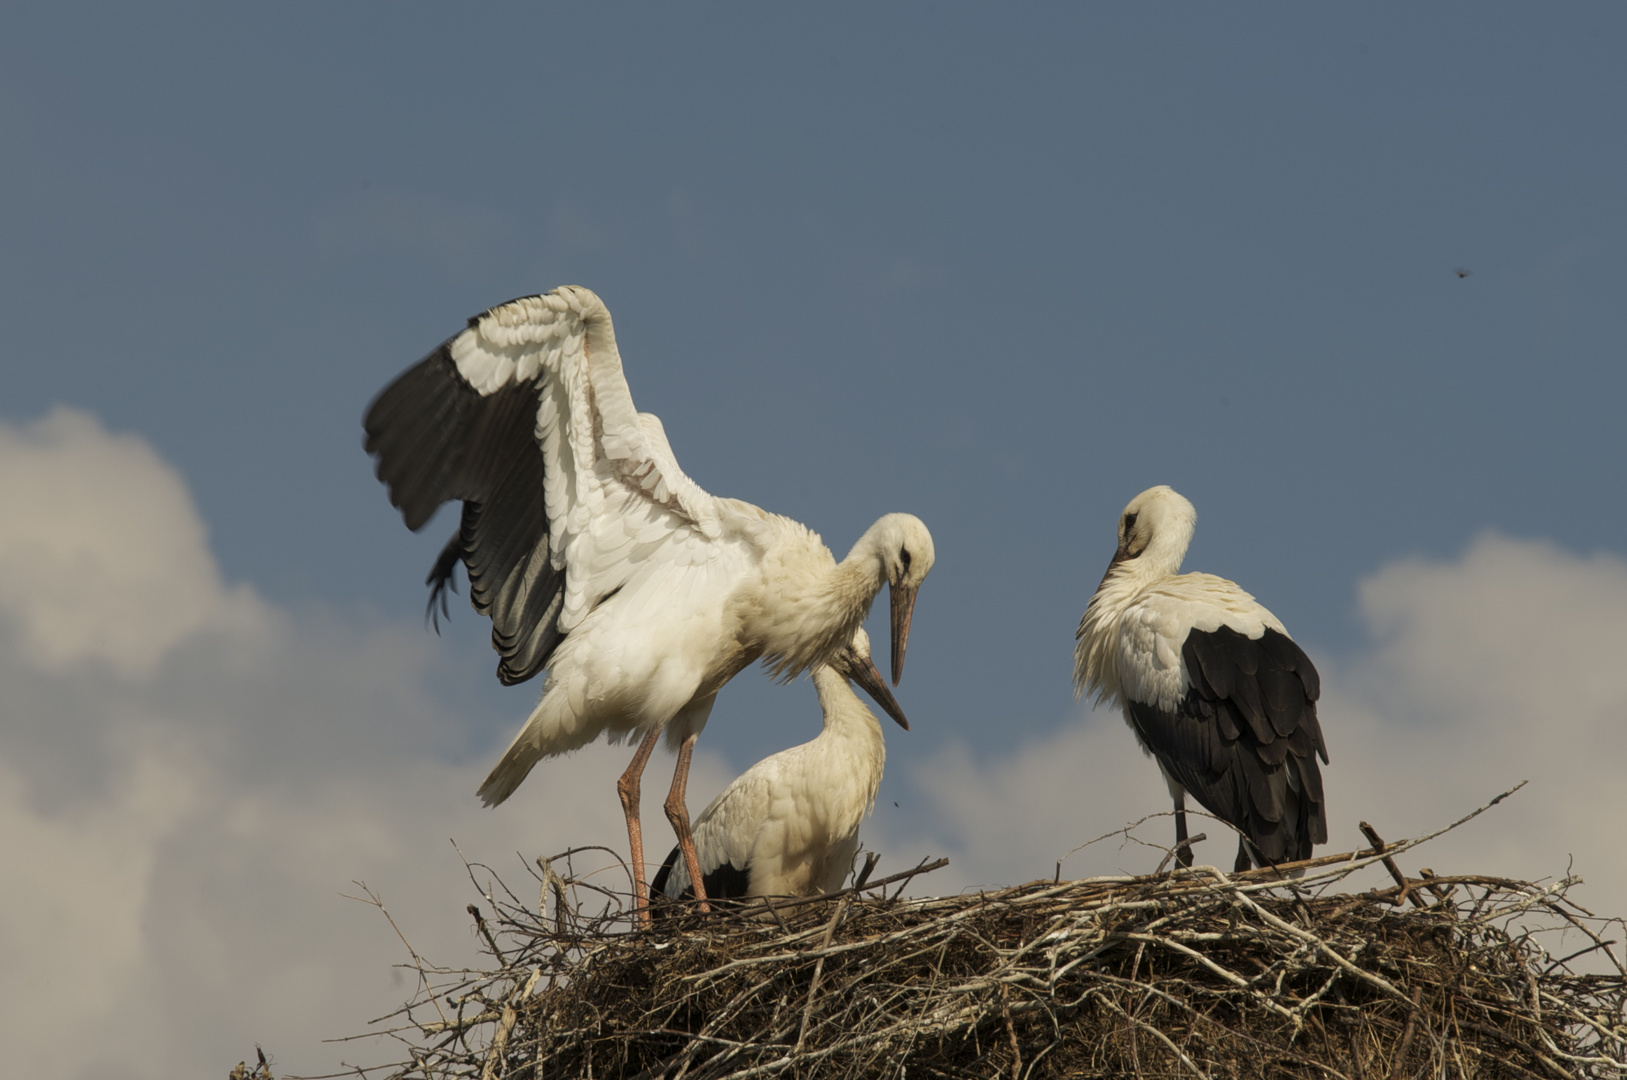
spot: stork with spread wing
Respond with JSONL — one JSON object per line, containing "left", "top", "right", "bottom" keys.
{"left": 364, "top": 286, "right": 934, "bottom": 921}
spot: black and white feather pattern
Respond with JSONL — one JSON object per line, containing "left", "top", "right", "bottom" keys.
{"left": 650, "top": 846, "right": 752, "bottom": 905}
{"left": 1125, "top": 624, "right": 1327, "bottom": 864}
{"left": 364, "top": 286, "right": 719, "bottom": 688}
{"left": 365, "top": 336, "right": 561, "bottom": 684}
{"left": 1075, "top": 485, "right": 1330, "bottom": 869}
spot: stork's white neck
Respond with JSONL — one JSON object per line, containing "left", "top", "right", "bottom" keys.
{"left": 840, "top": 519, "right": 893, "bottom": 576}
{"left": 807, "top": 663, "right": 887, "bottom": 818}
{"left": 812, "top": 665, "right": 886, "bottom": 741}
{"left": 1129, "top": 498, "right": 1195, "bottom": 582}
{"left": 745, "top": 522, "right": 887, "bottom": 682}
{"left": 1073, "top": 503, "right": 1194, "bottom": 707}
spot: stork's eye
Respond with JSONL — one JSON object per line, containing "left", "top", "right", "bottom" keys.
{"left": 1123, "top": 512, "right": 1138, "bottom": 534}
{"left": 900, "top": 548, "right": 912, "bottom": 573}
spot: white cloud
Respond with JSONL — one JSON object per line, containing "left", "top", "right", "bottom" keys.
{"left": 0, "top": 407, "right": 267, "bottom": 677}
{"left": 1328, "top": 535, "right": 1627, "bottom": 892}
{"left": 872, "top": 720, "right": 1181, "bottom": 890}
{"left": 881, "top": 533, "right": 1627, "bottom": 924}
{"left": 0, "top": 411, "right": 729, "bottom": 1080}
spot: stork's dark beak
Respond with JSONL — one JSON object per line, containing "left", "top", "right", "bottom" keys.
{"left": 1097, "top": 545, "right": 1129, "bottom": 590}
{"left": 888, "top": 581, "right": 917, "bottom": 686}
{"left": 849, "top": 652, "right": 910, "bottom": 731}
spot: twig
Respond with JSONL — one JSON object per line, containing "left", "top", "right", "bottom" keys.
{"left": 794, "top": 895, "right": 849, "bottom": 1054}
{"left": 1002, "top": 985, "right": 1022, "bottom": 1080}
{"left": 757, "top": 893, "right": 791, "bottom": 934}
{"left": 887, "top": 857, "right": 950, "bottom": 901}
{"left": 341, "top": 882, "right": 450, "bottom": 1030}
{"left": 853, "top": 851, "right": 881, "bottom": 890}
{"left": 480, "top": 966, "right": 541, "bottom": 1080}
{"left": 1102, "top": 996, "right": 1210, "bottom": 1079}
{"left": 467, "top": 904, "right": 507, "bottom": 966}
{"left": 536, "top": 854, "right": 573, "bottom": 935}
{"left": 1155, "top": 832, "right": 1208, "bottom": 875}
{"left": 1359, "top": 822, "right": 1427, "bottom": 909}
{"left": 1385, "top": 986, "right": 1425, "bottom": 1080}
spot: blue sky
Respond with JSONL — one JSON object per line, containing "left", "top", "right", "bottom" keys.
{"left": 6, "top": 4, "right": 1623, "bottom": 764}
{"left": 2, "top": 6, "right": 1624, "bottom": 1076}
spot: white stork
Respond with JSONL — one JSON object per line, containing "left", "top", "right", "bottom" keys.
{"left": 1073, "top": 486, "right": 1327, "bottom": 871}
{"left": 363, "top": 286, "right": 935, "bottom": 919}
{"left": 651, "top": 627, "right": 907, "bottom": 906}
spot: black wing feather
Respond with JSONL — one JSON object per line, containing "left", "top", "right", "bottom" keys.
{"left": 1127, "top": 625, "right": 1328, "bottom": 865}
{"left": 364, "top": 336, "right": 564, "bottom": 686}
{"left": 650, "top": 846, "right": 680, "bottom": 899}
{"left": 650, "top": 845, "right": 751, "bottom": 916}
{"left": 702, "top": 861, "right": 752, "bottom": 901}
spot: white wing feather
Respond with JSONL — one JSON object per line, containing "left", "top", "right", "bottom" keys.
{"left": 446, "top": 286, "right": 723, "bottom": 632}
{"left": 1116, "top": 574, "right": 1287, "bottom": 713}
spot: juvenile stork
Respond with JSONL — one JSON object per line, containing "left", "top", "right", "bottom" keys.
{"left": 1073, "top": 486, "right": 1327, "bottom": 871}
{"left": 363, "top": 286, "right": 935, "bottom": 919}
{"left": 651, "top": 627, "right": 907, "bottom": 906}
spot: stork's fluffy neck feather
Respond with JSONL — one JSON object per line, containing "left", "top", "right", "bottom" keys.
{"left": 747, "top": 514, "right": 917, "bottom": 682}
{"left": 1073, "top": 487, "right": 1197, "bottom": 707}
{"left": 800, "top": 663, "right": 888, "bottom": 856}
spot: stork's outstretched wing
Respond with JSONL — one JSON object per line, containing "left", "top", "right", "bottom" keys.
{"left": 364, "top": 286, "right": 721, "bottom": 685}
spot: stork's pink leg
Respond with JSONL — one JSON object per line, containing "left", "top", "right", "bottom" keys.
{"left": 617, "top": 727, "right": 663, "bottom": 927}
{"left": 663, "top": 732, "right": 711, "bottom": 915}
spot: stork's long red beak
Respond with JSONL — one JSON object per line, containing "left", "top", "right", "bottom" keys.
{"left": 889, "top": 581, "right": 917, "bottom": 687}
{"left": 849, "top": 653, "right": 910, "bottom": 731}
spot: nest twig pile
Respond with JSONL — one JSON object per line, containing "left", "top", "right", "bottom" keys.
{"left": 313, "top": 793, "right": 1627, "bottom": 1080}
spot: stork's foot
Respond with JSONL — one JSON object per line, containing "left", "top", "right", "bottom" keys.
{"left": 1173, "top": 808, "right": 1195, "bottom": 868}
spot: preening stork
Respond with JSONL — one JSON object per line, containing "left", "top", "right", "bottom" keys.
{"left": 363, "top": 286, "right": 935, "bottom": 920}
{"left": 651, "top": 627, "right": 908, "bottom": 906}
{"left": 1073, "top": 486, "right": 1328, "bottom": 872}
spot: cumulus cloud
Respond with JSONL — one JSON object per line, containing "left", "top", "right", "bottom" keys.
{"left": 0, "top": 408, "right": 267, "bottom": 677}
{"left": 1328, "top": 535, "right": 1627, "bottom": 893}
{"left": 0, "top": 411, "right": 729, "bottom": 1080}
{"left": 881, "top": 534, "right": 1627, "bottom": 923}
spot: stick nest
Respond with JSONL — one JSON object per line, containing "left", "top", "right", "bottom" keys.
{"left": 319, "top": 808, "right": 1627, "bottom": 1080}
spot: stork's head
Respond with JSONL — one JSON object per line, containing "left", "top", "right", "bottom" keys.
{"left": 867, "top": 513, "right": 935, "bottom": 686}
{"left": 831, "top": 627, "right": 910, "bottom": 730}
{"left": 1102, "top": 485, "right": 1197, "bottom": 585}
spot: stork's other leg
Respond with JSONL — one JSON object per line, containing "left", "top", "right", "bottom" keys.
{"left": 664, "top": 731, "right": 711, "bottom": 915}
{"left": 1160, "top": 773, "right": 1195, "bottom": 870}
{"left": 1234, "top": 836, "right": 1253, "bottom": 874}
{"left": 1171, "top": 791, "right": 1195, "bottom": 869}
{"left": 617, "top": 727, "right": 663, "bottom": 927}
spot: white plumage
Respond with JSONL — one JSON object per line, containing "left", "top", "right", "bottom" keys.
{"left": 652, "top": 627, "right": 908, "bottom": 904}
{"left": 1074, "top": 486, "right": 1328, "bottom": 871}
{"left": 364, "top": 286, "right": 935, "bottom": 918}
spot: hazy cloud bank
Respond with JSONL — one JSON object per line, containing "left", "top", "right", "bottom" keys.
{"left": 0, "top": 410, "right": 728, "bottom": 1079}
